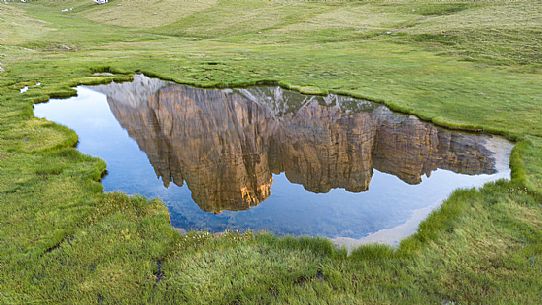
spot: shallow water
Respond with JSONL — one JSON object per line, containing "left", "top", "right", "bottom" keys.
{"left": 34, "top": 75, "right": 512, "bottom": 245}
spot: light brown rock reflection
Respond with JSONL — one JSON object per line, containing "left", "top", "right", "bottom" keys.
{"left": 92, "top": 75, "right": 497, "bottom": 213}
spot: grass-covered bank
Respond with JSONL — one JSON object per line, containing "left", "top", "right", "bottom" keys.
{"left": 1, "top": 1, "right": 541, "bottom": 304}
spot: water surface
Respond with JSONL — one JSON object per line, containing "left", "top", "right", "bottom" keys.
{"left": 34, "top": 75, "right": 512, "bottom": 245}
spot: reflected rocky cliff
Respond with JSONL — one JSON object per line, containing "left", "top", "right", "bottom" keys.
{"left": 92, "top": 75, "right": 498, "bottom": 213}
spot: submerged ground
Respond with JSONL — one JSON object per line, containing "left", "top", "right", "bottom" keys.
{"left": 0, "top": 0, "right": 541, "bottom": 304}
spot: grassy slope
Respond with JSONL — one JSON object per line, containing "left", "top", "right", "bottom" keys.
{"left": 1, "top": 0, "right": 541, "bottom": 304}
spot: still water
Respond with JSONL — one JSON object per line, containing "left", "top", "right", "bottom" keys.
{"left": 34, "top": 75, "right": 512, "bottom": 245}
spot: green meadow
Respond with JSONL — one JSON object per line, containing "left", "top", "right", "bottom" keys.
{"left": 0, "top": 0, "right": 541, "bottom": 304}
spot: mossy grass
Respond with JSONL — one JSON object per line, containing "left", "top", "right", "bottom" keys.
{"left": 1, "top": 0, "right": 541, "bottom": 304}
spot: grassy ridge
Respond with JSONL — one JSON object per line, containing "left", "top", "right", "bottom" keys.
{"left": 1, "top": 1, "right": 541, "bottom": 304}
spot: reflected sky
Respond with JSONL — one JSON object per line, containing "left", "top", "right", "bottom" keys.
{"left": 34, "top": 75, "right": 512, "bottom": 240}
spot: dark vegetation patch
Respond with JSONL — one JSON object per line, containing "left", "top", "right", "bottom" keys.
{"left": 412, "top": 3, "right": 474, "bottom": 16}
{"left": 294, "top": 267, "right": 326, "bottom": 285}
{"left": 153, "top": 259, "right": 164, "bottom": 284}
{"left": 97, "top": 293, "right": 104, "bottom": 304}
{"left": 90, "top": 66, "right": 115, "bottom": 74}
{"left": 34, "top": 164, "right": 64, "bottom": 176}
{"left": 44, "top": 234, "right": 74, "bottom": 254}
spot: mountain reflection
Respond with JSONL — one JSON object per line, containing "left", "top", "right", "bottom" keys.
{"left": 92, "top": 75, "right": 497, "bottom": 213}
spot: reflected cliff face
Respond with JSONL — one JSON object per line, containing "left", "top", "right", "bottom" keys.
{"left": 35, "top": 75, "right": 512, "bottom": 240}
{"left": 92, "top": 75, "right": 498, "bottom": 213}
